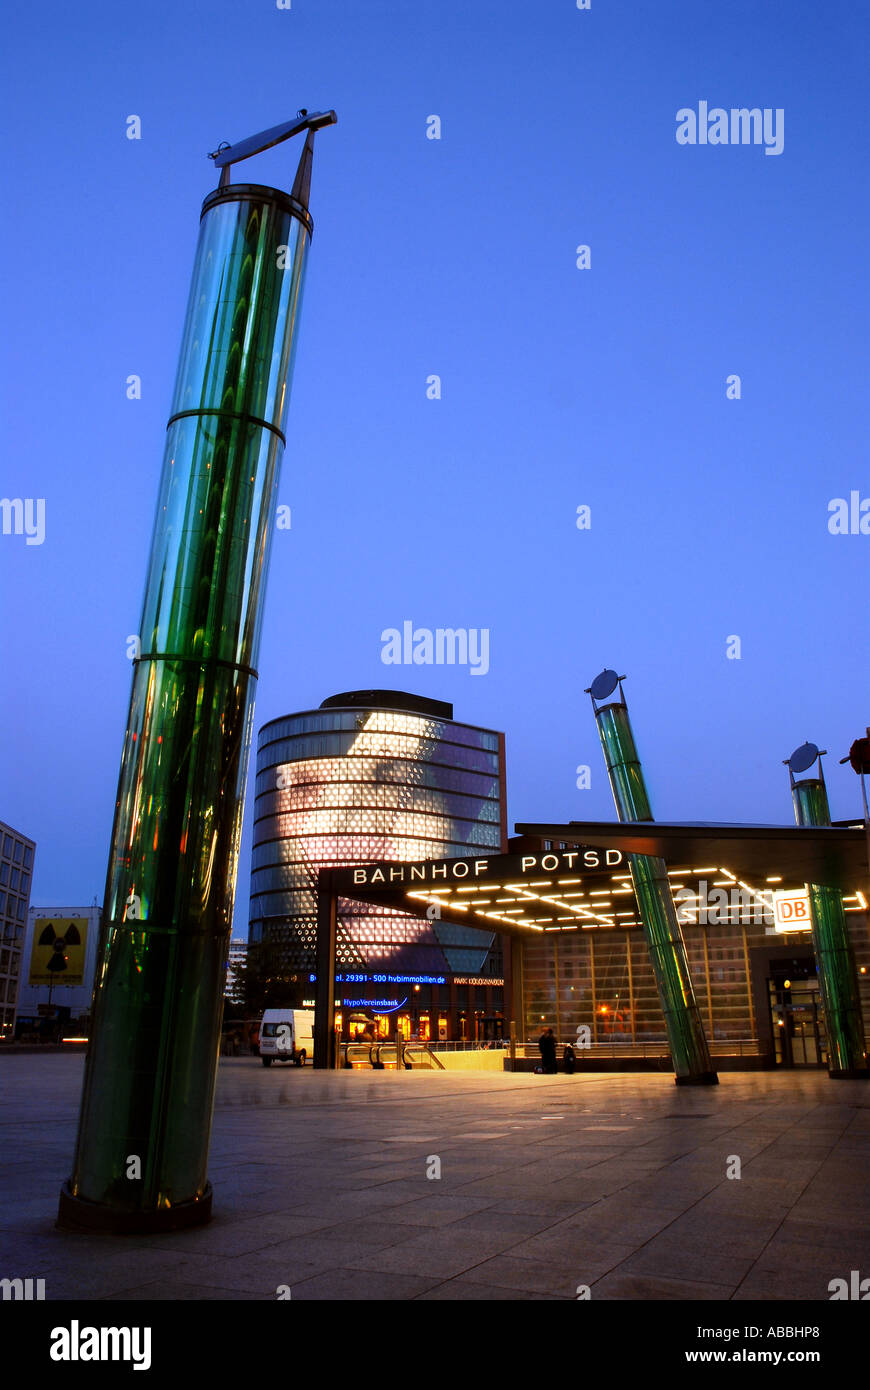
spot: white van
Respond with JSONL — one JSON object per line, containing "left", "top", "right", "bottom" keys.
{"left": 259, "top": 1009, "right": 314, "bottom": 1067}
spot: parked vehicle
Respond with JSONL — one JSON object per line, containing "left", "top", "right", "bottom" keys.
{"left": 259, "top": 1009, "right": 314, "bottom": 1067}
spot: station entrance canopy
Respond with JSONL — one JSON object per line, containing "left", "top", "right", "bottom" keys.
{"left": 324, "top": 845, "right": 636, "bottom": 936}
{"left": 314, "top": 846, "right": 637, "bottom": 1067}
{"left": 312, "top": 823, "right": 870, "bottom": 1067}
{"left": 515, "top": 822, "right": 870, "bottom": 895}
{"left": 324, "top": 822, "right": 869, "bottom": 934}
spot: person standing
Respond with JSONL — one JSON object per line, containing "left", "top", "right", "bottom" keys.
{"left": 538, "top": 1026, "right": 557, "bottom": 1074}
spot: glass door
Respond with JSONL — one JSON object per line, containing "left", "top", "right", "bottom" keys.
{"left": 768, "top": 977, "right": 827, "bottom": 1068}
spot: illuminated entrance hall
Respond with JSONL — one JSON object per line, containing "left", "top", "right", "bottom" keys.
{"left": 313, "top": 828, "right": 870, "bottom": 1074}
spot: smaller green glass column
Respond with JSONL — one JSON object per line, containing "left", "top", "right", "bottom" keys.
{"left": 785, "top": 744, "right": 869, "bottom": 1079}
{"left": 587, "top": 670, "right": 717, "bottom": 1085}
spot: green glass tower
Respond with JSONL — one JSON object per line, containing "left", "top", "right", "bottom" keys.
{"left": 58, "top": 113, "right": 336, "bottom": 1232}
{"left": 785, "top": 743, "right": 868, "bottom": 1079}
{"left": 587, "top": 670, "right": 718, "bottom": 1085}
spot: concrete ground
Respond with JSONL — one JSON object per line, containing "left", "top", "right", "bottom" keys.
{"left": 1, "top": 1055, "right": 869, "bottom": 1301}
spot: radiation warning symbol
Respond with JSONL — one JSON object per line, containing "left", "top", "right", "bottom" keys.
{"left": 29, "top": 919, "right": 88, "bottom": 987}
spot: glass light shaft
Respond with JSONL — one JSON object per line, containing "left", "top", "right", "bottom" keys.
{"left": 60, "top": 182, "right": 311, "bottom": 1230}
{"left": 791, "top": 777, "right": 868, "bottom": 1078}
{"left": 594, "top": 699, "right": 717, "bottom": 1084}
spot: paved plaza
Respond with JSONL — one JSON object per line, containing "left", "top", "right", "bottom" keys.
{"left": 2, "top": 1056, "right": 869, "bottom": 1301}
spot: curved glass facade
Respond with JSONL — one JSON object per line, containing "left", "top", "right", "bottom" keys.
{"left": 249, "top": 697, "right": 507, "bottom": 979}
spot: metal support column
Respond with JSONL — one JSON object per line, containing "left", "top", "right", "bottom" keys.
{"left": 314, "top": 870, "right": 337, "bottom": 1070}
{"left": 509, "top": 934, "right": 525, "bottom": 1042}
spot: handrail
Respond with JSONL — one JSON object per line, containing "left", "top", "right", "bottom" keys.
{"left": 338, "top": 1037, "right": 765, "bottom": 1066}
{"left": 338, "top": 1039, "right": 448, "bottom": 1069}
{"left": 372, "top": 1042, "right": 403, "bottom": 1068}
{"left": 402, "top": 1043, "right": 445, "bottom": 1070}
{"left": 513, "top": 1038, "right": 762, "bottom": 1059}
{"left": 341, "top": 1042, "right": 377, "bottom": 1067}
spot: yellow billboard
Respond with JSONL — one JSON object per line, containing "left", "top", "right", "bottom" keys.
{"left": 29, "top": 919, "right": 88, "bottom": 987}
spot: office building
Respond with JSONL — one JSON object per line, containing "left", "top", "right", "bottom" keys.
{"left": 248, "top": 690, "right": 507, "bottom": 1039}
{"left": 225, "top": 938, "right": 248, "bottom": 1002}
{"left": 0, "top": 820, "right": 36, "bottom": 1040}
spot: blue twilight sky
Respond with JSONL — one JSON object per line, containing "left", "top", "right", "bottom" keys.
{"left": 1, "top": 0, "right": 868, "bottom": 928}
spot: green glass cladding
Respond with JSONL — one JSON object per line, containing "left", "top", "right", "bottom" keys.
{"left": 792, "top": 780, "right": 831, "bottom": 831}
{"left": 145, "top": 188, "right": 308, "bottom": 670}
{"left": 594, "top": 701, "right": 716, "bottom": 1083}
{"left": 792, "top": 779, "right": 868, "bottom": 1076}
{"left": 65, "top": 184, "right": 311, "bottom": 1226}
{"left": 172, "top": 185, "right": 309, "bottom": 434}
{"left": 596, "top": 703, "right": 651, "bottom": 822}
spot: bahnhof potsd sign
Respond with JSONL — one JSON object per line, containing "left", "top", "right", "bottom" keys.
{"left": 312, "top": 821, "right": 870, "bottom": 1078}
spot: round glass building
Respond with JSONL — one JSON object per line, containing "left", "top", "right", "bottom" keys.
{"left": 248, "top": 691, "right": 507, "bottom": 1036}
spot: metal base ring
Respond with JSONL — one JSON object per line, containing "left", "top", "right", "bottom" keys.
{"left": 56, "top": 1180, "right": 213, "bottom": 1235}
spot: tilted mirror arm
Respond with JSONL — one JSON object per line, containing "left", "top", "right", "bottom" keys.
{"left": 208, "top": 109, "right": 337, "bottom": 187}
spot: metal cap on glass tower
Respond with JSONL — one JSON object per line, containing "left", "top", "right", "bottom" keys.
{"left": 585, "top": 669, "right": 627, "bottom": 710}
{"left": 784, "top": 741, "right": 826, "bottom": 789}
{"left": 208, "top": 108, "right": 337, "bottom": 202}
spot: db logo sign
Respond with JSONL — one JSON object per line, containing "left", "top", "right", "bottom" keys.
{"left": 772, "top": 890, "right": 812, "bottom": 932}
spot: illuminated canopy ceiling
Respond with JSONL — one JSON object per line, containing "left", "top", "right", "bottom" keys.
{"left": 322, "top": 822, "right": 869, "bottom": 936}
{"left": 516, "top": 822, "right": 870, "bottom": 894}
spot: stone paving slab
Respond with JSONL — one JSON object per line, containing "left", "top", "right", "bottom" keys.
{"left": 416, "top": 1278, "right": 560, "bottom": 1301}
{"left": 453, "top": 1252, "right": 588, "bottom": 1297}
{"left": 1, "top": 1055, "right": 869, "bottom": 1301}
